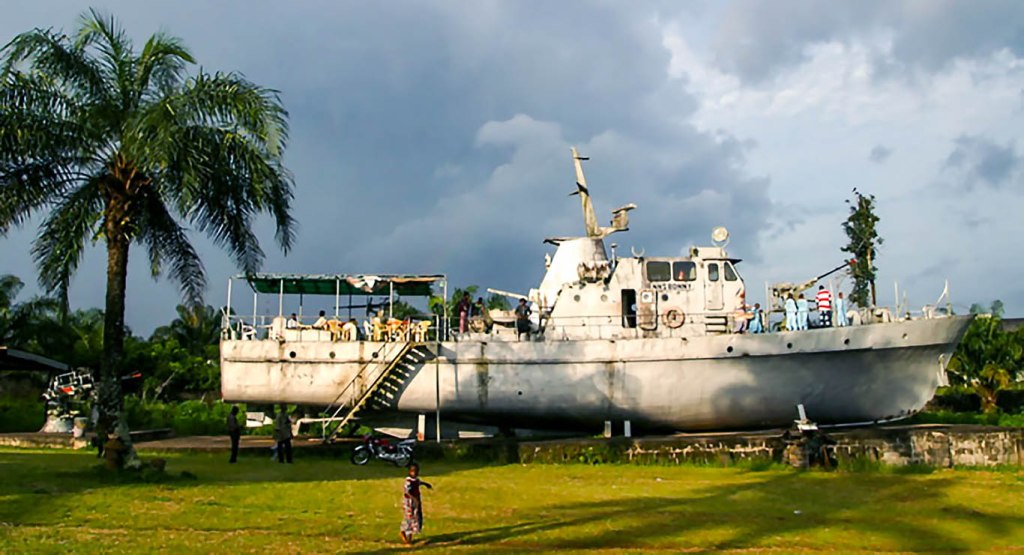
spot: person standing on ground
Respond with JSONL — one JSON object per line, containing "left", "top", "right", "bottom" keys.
{"left": 400, "top": 462, "right": 433, "bottom": 545}
{"left": 784, "top": 294, "right": 797, "bottom": 331}
{"left": 273, "top": 404, "right": 293, "bottom": 463}
{"left": 796, "top": 294, "right": 810, "bottom": 330}
{"left": 227, "top": 405, "right": 242, "bottom": 463}
{"left": 815, "top": 285, "right": 834, "bottom": 328}
{"left": 514, "top": 298, "right": 532, "bottom": 340}
{"left": 835, "top": 292, "right": 849, "bottom": 327}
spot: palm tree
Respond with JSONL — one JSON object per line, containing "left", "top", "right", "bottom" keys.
{"left": 151, "top": 304, "right": 221, "bottom": 355}
{"left": 0, "top": 11, "right": 295, "bottom": 437}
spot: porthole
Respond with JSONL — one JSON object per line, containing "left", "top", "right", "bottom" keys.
{"left": 574, "top": 294, "right": 581, "bottom": 302}
{"left": 661, "top": 293, "right": 669, "bottom": 301}
{"left": 601, "top": 294, "right": 608, "bottom": 302}
{"left": 517, "top": 391, "right": 523, "bottom": 396}
{"left": 843, "top": 339, "right": 850, "bottom": 346}
{"left": 288, "top": 351, "right": 297, "bottom": 359}
{"left": 329, "top": 351, "right": 336, "bottom": 359}
{"left": 902, "top": 333, "right": 908, "bottom": 340}
{"left": 786, "top": 343, "right": 793, "bottom": 349}
{"left": 372, "top": 352, "right": 379, "bottom": 359}
{"left": 726, "top": 346, "right": 734, "bottom": 353}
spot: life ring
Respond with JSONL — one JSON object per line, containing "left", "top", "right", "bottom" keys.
{"left": 663, "top": 308, "right": 685, "bottom": 328}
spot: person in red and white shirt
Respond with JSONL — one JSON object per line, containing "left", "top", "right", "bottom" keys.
{"left": 815, "top": 285, "right": 833, "bottom": 327}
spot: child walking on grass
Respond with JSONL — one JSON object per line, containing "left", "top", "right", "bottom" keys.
{"left": 400, "top": 462, "right": 433, "bottom": 545}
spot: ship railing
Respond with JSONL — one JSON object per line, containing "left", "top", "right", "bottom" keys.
{"left": 221, "top": 313, "right": 445, "bottom": 343}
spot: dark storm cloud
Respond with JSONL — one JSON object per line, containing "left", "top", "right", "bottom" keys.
{"left": 0, "top": 1, "right": 771, "bottom": 332}
{"left": 944, "top": 134, "right": 1021, "bottom": 189}
{"left": 869, "top": 145, "right": 893, "bottom": 164}
{"left": 711, "top": 0, "right": 1024, "bottom": 82}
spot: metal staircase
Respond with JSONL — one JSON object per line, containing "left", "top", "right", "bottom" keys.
{"left": 322, "top": 340, "right": 431, "bottom": 443}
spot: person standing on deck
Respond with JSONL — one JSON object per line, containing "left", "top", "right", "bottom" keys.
{"left": 796, "top": 294, "right": 810, "bottom": 330}
{"left": 399, "top": 462, "right": 433, "bottom": 545}
{"left": 816, "top": 286, "right": 834, "bottom": 328}
{"left": 286, "top": 313, "right": 299, "bottom": 329}
{"left": 227, "top": 405, "right": 242, "bottom": 463}
{"left": 515, "top": 299, "right": 532, "bottom": 340}
{"left": 748, "top": 303, "right": 764, "bottom": 334}
{"left": 835, "top": 292, "right": 849, "bottom": 327}
{"left": 784, "top": 294, "right": 797, "bottom": 331}
{"left": 456, "top": 293, "right": 471, "bottom": 334}
{"left": 273, "top": 404, "right": 293, "bottom": 463}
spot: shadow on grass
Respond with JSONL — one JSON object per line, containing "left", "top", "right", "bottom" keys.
{"left": 0, "top": 448, "right": 479, "bottom": 526}
{"left": 354, "top": 471, "right": 1018, "bottom": 554}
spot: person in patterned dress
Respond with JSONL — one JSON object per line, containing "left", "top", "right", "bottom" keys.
{"left": 400, "top": 462, "right": 433, "bottom": 545}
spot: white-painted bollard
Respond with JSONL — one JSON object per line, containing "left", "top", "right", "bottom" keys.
{"left": 624, "top": 420, "right": 632, "bottom": 438}
{"left": 417, "top": 414, "right": 426, "bottom": 441}
{"left": 603, "top": 420, "right": 612, "bottom": 438}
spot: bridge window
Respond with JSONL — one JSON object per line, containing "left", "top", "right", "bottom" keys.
{"left": 708, "top": 263, "right": 720, "bottom": 282}
{"left": 673, "top": 261, "right": 696, "bottom": 281}
{"left": 646, "top": 261, "right": 671, "bottom": 282}
{"left": 724, "top": 262, "right": 739, "bottom": 282}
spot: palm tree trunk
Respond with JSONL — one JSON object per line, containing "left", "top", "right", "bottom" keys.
{"left": 99, "top": 208, "right": 133, "bottom": 464}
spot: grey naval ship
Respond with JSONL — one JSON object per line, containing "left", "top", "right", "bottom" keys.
{"left": 220, "top": 148, "right": 972, "bottom": 435}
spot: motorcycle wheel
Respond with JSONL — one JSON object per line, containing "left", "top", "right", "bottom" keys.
{"left": 351, "top": 447, "right": 371, "bottom": 465}
{"left": 393, "top": 452, "right": 412, "bottom": 467}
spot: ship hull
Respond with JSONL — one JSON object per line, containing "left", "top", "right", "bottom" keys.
{"left": 220, "top": 316, "right": 971, "bottom": 431}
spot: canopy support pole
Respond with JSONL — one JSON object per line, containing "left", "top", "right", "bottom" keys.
{"left": 252, "top": 291, "right": 258, "bottom": 331}
{"left": 278, "top": 279, "right": 284, "bottom": 317}
{"left": 442, "top": 280, "right": 448, "bottom": 341}
{"left": 435, "top": 341, "right": 441, "bottom": 443}
{"left": 299, "top": 294, "right": 303, "bottom": 323}
{"left": 389, "top": 281, "right": 394, "bottom": 320}
{"left": 335, "top": 279, "right": 340, "bottom": 318}
{"left": 225, "top": 277, "right": 232, "bottom": 329}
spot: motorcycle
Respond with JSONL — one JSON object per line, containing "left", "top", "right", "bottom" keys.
{"left": 350, "top": 435, "right": 416, "bottom": 467}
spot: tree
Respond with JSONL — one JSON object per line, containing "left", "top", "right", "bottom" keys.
{"left": 0, "top": 274, "right": 61, "bottom": 348}
{"left": 947, "top": 315, "right": 1024, "bottom": 413}
{"left": 0, "top": 11, "right": 295, "bottom": 453}
{"left": 151, "top": 304, "right": 221, "bottom": 356}
{"left": 841, "top": 188, "right": 883, "bottom": 308}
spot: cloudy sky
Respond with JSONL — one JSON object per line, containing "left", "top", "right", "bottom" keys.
{"left": 2, "top": 1, "right": 1023, "bottom": 333}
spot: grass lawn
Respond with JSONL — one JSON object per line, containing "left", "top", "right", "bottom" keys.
{"left": 0, "top": 447, "right": 1022, "bottom": 553}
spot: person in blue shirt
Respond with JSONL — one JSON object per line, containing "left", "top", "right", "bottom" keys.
{"left": 748, "top": 303, "right": 764, "bottom": 334}
{"left": 835, "top": 292, "right": 849, "bottom": 327}
{"left": 796, "top": 294, "right": 810, "bottom": 330}
{"left": 784, "top": 294, "right": 797, "bottom": 331}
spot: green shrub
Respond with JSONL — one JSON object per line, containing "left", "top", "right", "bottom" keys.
{"left": 908, "top": 410, "right": 1024, "bottom": 427}
{"left": 0, "top": 397, "right": 45, "bottom": 432}
{"left": 123, "top": 397, "right": 244, "bottom": 436}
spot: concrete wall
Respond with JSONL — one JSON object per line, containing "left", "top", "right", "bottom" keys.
{"left": 514, "top": 425, "right": 1024, "bottom": 467}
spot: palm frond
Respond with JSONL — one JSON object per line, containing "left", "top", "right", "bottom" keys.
{"left": 30, "top": 179, "right": 104, "bottom": 294}
{"left": 136, "top": 32, "right": 193, "bottom": 101}
{"left": 1, "top": 26, "right": 110, "bottom": 107}
{"left": 136, "top": 187, "right": 206, "bottom": 305}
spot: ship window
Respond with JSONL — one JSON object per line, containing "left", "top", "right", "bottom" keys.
{"left": 646, "top": 261, "right": 671, "bottom": 282}
{"left": 724, "top": 262, "right": 739, "bottom": 282}
{"left": 708, "top": 263, "right": 720, "bottom": 282}
{"left": 673, "top": 261, "right": 696, "bottom": 281}
{"left": 621, "top": 289, "right": 637, "bottom": 328}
